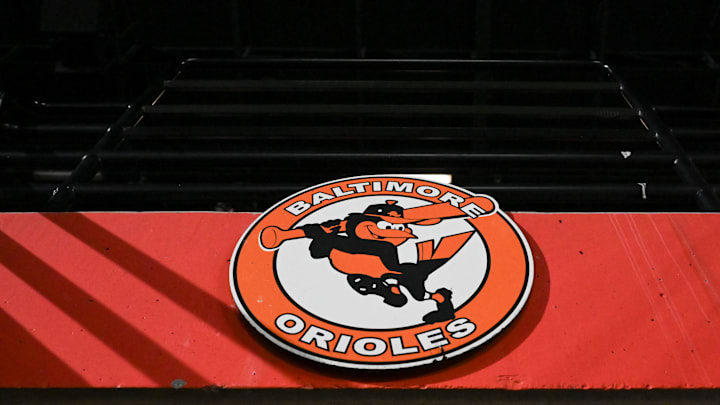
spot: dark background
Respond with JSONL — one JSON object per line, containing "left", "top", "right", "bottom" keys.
{"left": 3, "top": 1, "right": 720, "bottom": 100}
{"left": 1, "top": 0, "right": 720, "bottom": 212}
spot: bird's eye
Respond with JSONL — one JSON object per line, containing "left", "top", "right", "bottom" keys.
{"left": 377, "top": 220, "right": 391, "bottom": 230}
{"left": 393, "top": 224, "right": 405, "bottom": 231}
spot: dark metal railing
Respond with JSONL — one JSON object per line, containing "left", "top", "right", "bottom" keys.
{"left": 1, "top": 57, "right": 717, "bottom": 212}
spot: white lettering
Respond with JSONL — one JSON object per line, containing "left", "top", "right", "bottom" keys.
{"left": 275, "top": 313, "right": 305, "bottom": 335}
{"left": 300, "top": 325, "right": 335, "bottom": 351}
{"left": 445, "top": 318, "right": 476, "bottom": 339}
{"left": 353, "top": 337, "right": 387, "bottom": 356}
{"left": 416, "top": 328, "right": 450, "bottom": 351}
{"left": 331, "top": 186, "right": 354, "bottom": 197}
{"left": 461, "top": 202, "right": 485, "bottom": 218}
{"left": 347, "top": 182, "right": 370, "bottom": 193}
{"left": 389, "top": 336, "right": 419, "bottom": 356}
{"left": 312, "top": 192, "right": 335, "bottom": 205}
{"left": 439, "top": 191, "right": 465, "bottom": 207}
{"left": 416, "top": 185, "right": 440, "bottom": 197}
{"left": 372, "top": 181, "right": 382, "bottom": 191}
{"left": 386, "top": 181, "right": 414, "bottom": 193}
{"left": 285, "top": 200, "right": 311, "bottom": 216}
{"left": 334, "top": 334, "right": 353, "bottom": 353}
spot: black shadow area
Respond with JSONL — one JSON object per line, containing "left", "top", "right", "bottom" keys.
{"left": 0, "top": 308, "right": 88, "bottom": 386}
{"left": 0, "top": 230, "right": 207, "bottom": 386}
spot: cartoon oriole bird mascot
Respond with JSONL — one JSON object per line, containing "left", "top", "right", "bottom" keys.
{"left": 260, "top": 197, "right": 496, "bottom": 324}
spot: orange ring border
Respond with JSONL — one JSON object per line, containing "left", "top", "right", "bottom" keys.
{"left": 230, "top": 175, "right": 534, "bottom": 370}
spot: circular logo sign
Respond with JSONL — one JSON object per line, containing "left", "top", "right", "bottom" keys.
{"left": 230, "top": 176, "right": 533, "bottom": 369}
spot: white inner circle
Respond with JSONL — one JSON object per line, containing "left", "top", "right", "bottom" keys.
{"left": 275, "top": 195, "right": 488, "bottom": 330}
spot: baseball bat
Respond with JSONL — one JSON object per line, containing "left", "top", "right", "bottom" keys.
{"left": 260, "top": 226, "right": 306, "bottom": 249}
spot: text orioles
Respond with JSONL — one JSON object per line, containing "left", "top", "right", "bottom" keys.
{"left": 275, "top": 313, "right": 476, "bottom": 357}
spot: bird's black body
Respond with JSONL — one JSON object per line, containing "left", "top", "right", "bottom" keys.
{"left": 298, "top": 202, "right": 456, "bottom": 323}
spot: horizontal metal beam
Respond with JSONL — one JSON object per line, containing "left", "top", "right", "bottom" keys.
{"left": 689, "top": 153, "right": 720, "bottom": 167}
{"left": 122, "top": 126, "right": 652, "bottom": 141}
{"left": 72, "top": 183, "right": 697, "bottom": 197}
{"left": 671, "top": 128, "right": 720, "bottom": 139}
{"left": 164, "top": 79, "right": 620, "bottom": 93}
{"left": 0, "top": 185, "right": 57, "bottom": 201}
{"left": 142, "top": 104, "right": 639, "bottom": 119}
{"left": 29, "top": 101, "right": 128, "bottom": 111}
{"left": 94, "top": 151, "right": 674, "bottom": 167}
{"left": 68, "top": 183, "right": 698, "bottom": 212}
{"left": 181, "top": 58, "right": 605, "bottom": 69}
{"left": 654, "top": 106, "right": 720, "bottom": 113}
{"left": 0, "top": 152, "right": 84, "bottom": 165}
{"left": 1, "top": 123, "right": 108, "bottom": 134}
